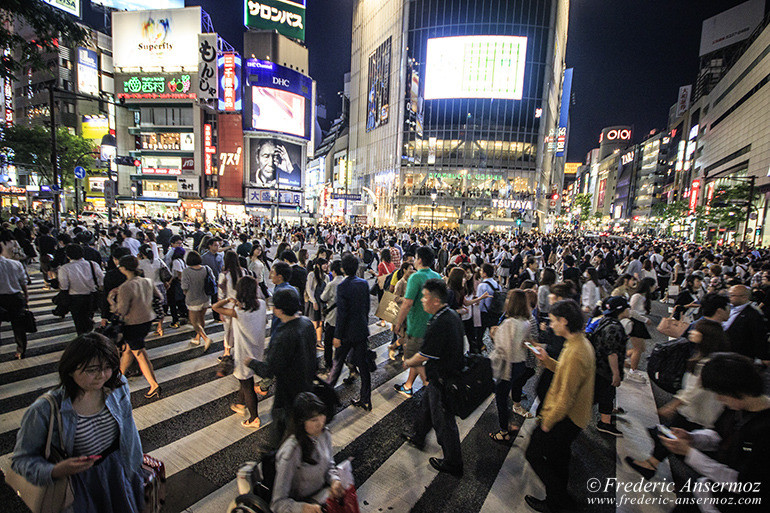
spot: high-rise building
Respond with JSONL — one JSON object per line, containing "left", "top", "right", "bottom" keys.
{"left": 347, "top": 0, "right": 570, "bottom": 229}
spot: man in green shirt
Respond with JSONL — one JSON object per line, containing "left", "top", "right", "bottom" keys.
{"left": 392, "top": 246, "right": 441, "bottom": 397}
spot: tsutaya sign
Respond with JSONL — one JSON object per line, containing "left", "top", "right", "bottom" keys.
{"left": 245, "top": 0, "right": 305, "bottom": 42}
{"left": 117, "top": 74, "right": 195, "bottom": 100}
{"left": 491, "top": 198, "right": 534, "bottom": 210}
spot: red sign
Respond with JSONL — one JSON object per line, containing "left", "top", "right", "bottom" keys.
{"left": 222, "top": 53, "right": 237, "bottom": 111}
{"left": 217, "top": 113, "right": 244, "bottom": 200}
{"left": 203, "top": 124, "right": 215, "bottom": 175}
{"left": 182, "top": 158, "right": 195, "bottom": 170}
{"left": 689, "top": 179, "right": 701, "bottom": 213}
{"left": 597, "top": 178, "right": 607, "bottom": 207}
{"left": 142, "top": 168, "right": 182, "bottom": 175}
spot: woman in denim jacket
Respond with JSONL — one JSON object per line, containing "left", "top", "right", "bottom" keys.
{"left": 12, "top": 332, "right": 144, "bottom": 513}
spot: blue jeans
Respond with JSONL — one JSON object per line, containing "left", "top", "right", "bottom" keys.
{"left": 494, "top": 362, "right": 527, "bottom": 431}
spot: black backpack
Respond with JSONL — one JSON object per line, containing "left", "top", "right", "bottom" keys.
{"left": 485, "top": 280, "right": 506, "bottom": 317}
{"left": 647, "top": 338, "right": 694, "bottom": 393}
{"left": 363, "top": 248, "right": 374, "bottom": 265}
{"left": 203, "top": 265, "right": 217, "bottom": 296}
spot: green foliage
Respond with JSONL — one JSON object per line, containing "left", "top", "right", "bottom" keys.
{"left": 704, "top": 183, "right": 759, "bottom": 232}
{"left": 1, "top": 0, "right": 90, "bottom": 81}
{"left": 572, "top": 193, "right": 593, "bottom": 222}
{"left": 3, "top": 125, "right": 97, "bottom": 187}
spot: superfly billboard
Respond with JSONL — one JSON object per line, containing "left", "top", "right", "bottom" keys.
{"left": 112, "top": 7, "right": 201, "bottom": 70}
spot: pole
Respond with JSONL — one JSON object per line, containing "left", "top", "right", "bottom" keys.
{"left": 74, "top": 178, "right": 79, "bottom": 221}
{"left": 107, "top": 159, "right": 114, "bottom": 226}
{"left": 743, "top": 175, "right": 755, "bottom": 245}
{"left": 431, "top": 201, "right": 435, "bottom": 230}
{"left": 49, "top": 83, "right": 60, "bottom": 230}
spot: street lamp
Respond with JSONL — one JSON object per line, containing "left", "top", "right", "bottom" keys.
{"left": 430, "top": 189, "right": 437, "bottom": 230}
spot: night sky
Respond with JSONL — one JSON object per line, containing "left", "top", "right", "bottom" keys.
{"left": 188, "top": 0, "right": 757, "bottom": 162}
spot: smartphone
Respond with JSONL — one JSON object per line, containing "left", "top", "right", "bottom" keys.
{"left": 657, "top": 425, "right": 677, "bottom": 440}
{"left": 524, "top": 342, "right": 541, "bottom": 355}
{"left": 84, "top": 455, "right": 102, "bottom": 461}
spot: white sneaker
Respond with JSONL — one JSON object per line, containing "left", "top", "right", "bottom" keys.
{"left": 512, "top": 404, "right": 534, "bottom": 419}
{"left": 626, "top": 370, "right": 648, "bottom": 383}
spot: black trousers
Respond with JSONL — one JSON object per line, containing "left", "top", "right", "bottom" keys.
{"left": 414, "top": 383, "right": 462, "bottom": 468}
{"left": 0, "top": 293, "right": 27, "bottom": 355}
{"left": 594, "top": 374, "right": 616, "bottom": 416}
{"left": 525, "top": 418, "right": 581, "bottom": 510}
{"left": 322, "top": 323, "right": 335, "bottom": 370}
{"left": 328, "top": 340, "right": 371, "bottom": 404}
{"left": 69, "top": 294, "right": 94, "bottom": 335}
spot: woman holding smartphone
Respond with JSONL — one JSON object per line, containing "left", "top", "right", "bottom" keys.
{"left": 12, "top": 333, "right": 145, "bottom": 512}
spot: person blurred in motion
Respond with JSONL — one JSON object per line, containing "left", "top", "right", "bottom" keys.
{"left": 218, "top": 250, "right": 247, "bottom": 360}
{"left": 320, "top": 260, "right": 345, "bottom": 373}
{"left": 12, "top": 333, "right": 145, "bottom": 513}
{"left": 271, "top": 392, "right": 347, "bottom": 513}
{"left": 306, "top": 257, "right": 329, "bottom": 345}
{"left": 213, "top": 276, "right": 266, "bottom": 429}
{"left": 181, "top": 250, "right": 212, "bottom": 349}
{"left": 58, "top": 244, "right": 104, "bottom": 335}
{"left": 0, "top": 247, "right": 29, "bottom": 359}
{"left": 110, "top": 255, "right": 162, "bottom": 399}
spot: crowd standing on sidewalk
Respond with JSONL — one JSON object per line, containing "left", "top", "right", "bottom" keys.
{"left": 2, "top": 213, "right": 770, "bottom": 512}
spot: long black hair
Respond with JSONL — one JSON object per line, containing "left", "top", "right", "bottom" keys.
{"left": 636, "top": 277, "right": 657, "bottom": 314}
{"left": 312, "top": 257, "right": 328, "bottom": 285}
{"left": 285, "top": 392, "right": 328, "bottom": 464}
{"left": 223, "top": 250, "right": 243, "bottom": 286}
{"left": 235, "top": 275, "right": 260, "bottom": 312}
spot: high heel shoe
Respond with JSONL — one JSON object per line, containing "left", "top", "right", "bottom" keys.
{"left": 144, "top": 386, "right": 161, "bottom": 399}
{"left": 203, "top": 337, "right": 212, "bottom": 351}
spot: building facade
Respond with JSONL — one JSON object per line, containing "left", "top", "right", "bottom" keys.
{"left": 348, "top": 0, "right": 570, "bottom": 230}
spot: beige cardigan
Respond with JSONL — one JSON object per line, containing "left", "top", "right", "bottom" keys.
{"left": 112, "top": 276, "right": 160, "bottom": 325}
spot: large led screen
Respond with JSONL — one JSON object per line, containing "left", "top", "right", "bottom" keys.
{"left": 424, "top": 36, "right": 528, "bottom": 100}
{"left": 251, "top": 87, "right": 306, "bottom": 138}
{"left": 366, "top": 37, "right": 391, "bottom": 133}
{"left": 93, "top": 0, "right": 183, "bottom": 9}
{"left": 246, "top": 137, "right": 303, "bottom": 189}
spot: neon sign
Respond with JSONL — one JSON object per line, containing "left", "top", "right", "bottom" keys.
{"left": 218, "top": 53, "right": 241, "bottom": 112}
{"left": 689, "top": 179, "right": 701, "bottom": 213}
{"left": 118, "top": 74, "right": 194, "bottom": 100}
{"left": 602, "top": 129, "right": 631, "bottom": 142}
{"left": 204, "top": 124, "right": 215, "bottom": 175}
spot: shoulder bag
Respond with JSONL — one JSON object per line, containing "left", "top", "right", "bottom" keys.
{"left": 88, "top": 261, "right": 103, "bottom": 314}
{"left": 5, "top": 394, "right": 74, "bottom": 513}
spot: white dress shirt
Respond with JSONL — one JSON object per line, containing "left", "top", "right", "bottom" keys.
{"left": 58, "top": 259, "right": 104, "bottom": 295}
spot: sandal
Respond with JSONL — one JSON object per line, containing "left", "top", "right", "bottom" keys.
{"left": 242, "top": 417, "right": 261, "bottom": 429}
{"left": 254, "top": 384, "right": 268, "bottom": 396}
{"left": 489, "top": 430, "right": 514, "bottom": 446}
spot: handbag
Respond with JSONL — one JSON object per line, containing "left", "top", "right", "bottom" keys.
{"left": 489, "top": 346, "right": 507, "bottom": 381}
{"left": 22, "top": 309, "right": 37, "bottom": 333}
{"left": 216, "top": 355, "right": 234, "bottom": 377}
{"left": 51, "top": 290, "right": 70, "bottom": 318}
{"left": 325, "top": 485, "right": 361, "bottom": 513}
{"left": 5, "top": 394, "right": 74, "bottom": 513}
{"left": 203, "top": 265, "right": 217, "bottom": 297}
{"left": 656, "top": 317, "right": 689, "bottom": 339}
{"left": 158, "top": 262, "right": 172, "bottom": 284}
{"left": 88, "top": 261, "right": 103, "bottom": 313}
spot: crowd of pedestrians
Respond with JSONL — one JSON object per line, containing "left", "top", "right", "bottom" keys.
{"left": 2, "top": 214, "right": 769, "bottom": 512}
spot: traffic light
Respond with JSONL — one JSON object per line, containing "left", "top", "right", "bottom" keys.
{"left": 114, "top": 156, "right": 142, "bottom": 166}
{"left": 552, "top": 193, "right": 559, "bottom": 201}
{"left": 516, "top": 218, "right": 522, "bottom": 226}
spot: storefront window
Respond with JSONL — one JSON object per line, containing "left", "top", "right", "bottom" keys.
{"left": 142, "top": 180, "right": 179, "bottom": 199}
{"left": 140, "top": 132, "right": 195, "bottom": 151}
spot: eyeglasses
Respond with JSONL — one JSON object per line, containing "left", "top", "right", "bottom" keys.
{"left": 82, "top": 366, "right": 113, "bottom": 377}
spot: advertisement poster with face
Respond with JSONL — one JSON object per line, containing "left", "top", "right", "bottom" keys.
{"left": 247, "top": 138, "right": 303, "bottom": 189}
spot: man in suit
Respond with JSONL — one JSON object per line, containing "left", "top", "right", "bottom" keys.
{"left": 328, "top": 253, "right": 373, "bottom": 410}
{"left": 157, "top": 221, "right": 173, "bottom": 254}
{"left": 725, "top": 285, "right": 769, "bottom": 365}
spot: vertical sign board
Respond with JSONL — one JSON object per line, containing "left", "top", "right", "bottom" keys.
{"left": 218, "top": 53, "right": 242, "bottom": 111}
{"left": 198, "top": 33, "right": 218, "bottom": 101}
{"left": 203, "top": 124, "right": 216, "bottom": 175}
{"left": 218, "top": 113, "right": 244, "bottom": 199}
{"left": 245, "top": 0, "right": 306, "bottom": 41}
{"left": 675, "top": 85, "right": 692, "bottom": 118}
{"left": 690, "top": 179, "right": 701, "bottom": 213}
{"left": 77, "top": 47, "right": 99, "bottom": 96}
{"left": 555, "top": 68, "right": 573, "bottom": 157}
{"left": 366, "top": 37, "right": 392, "bottom": 132}
{"left": 3, "top": 77, "right": 13, "bottom": 126}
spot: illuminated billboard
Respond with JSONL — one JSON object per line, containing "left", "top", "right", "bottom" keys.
{"left": 77, "top": 47, "right": 99, "bottom": 96}
{"left": 244, "top": 58, "right": 313, "bottom": 140}
{"left": 112, "top": 7, "right": 201, "bottom": 70}
{"left": 245, "top": 0, "right": 305, "bottom": 42}
{"left": 43, "top": 0, "right": 80, "bottom": 17}
{"left": 699, "top": 0, "right": 765, "bottom": 56}
{"left": 246, "top": 137, "right": 303, "bottom": 189}
{"left": 366, "top": 37, "right": 391, "bottom": 132}
{"left": 424, "top": 35, "right": 527, "bottom": 100}
{"left": 93, "top": 0, "right": 184, "bottom": 9}
{"left": 219, "top": 53, "right": 242, "bottom": 112}
{"left": 81, "top": 115, "right": 109, "bottom": 140}
{"left": 117, "top": 73, "right": 195, "bottom": 100}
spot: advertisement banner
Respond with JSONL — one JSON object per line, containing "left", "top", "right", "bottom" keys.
{"left": 555, "top": 68, "right": 573, "bottom": 157}
{"left": 218, "top": 53, "right": 242, "bottom": 111}
{"left": 428, "top": 137, "right": 437, "bottom": 165}
{"left": 245, "top": 58, "right": 312, "bottom": 139}
{"left": 93, "top": 1, "right": 184, "bottom": 10}
{"left": 246, "top": 137, "right": 303, "bottom": 189}
{"left": 77, "top": 47, "right": 99, "bottom": 96}
{"left": 112, "top": 7, "right": 201, "bottom": 70}
{"left": 81, "top": 115, "right": 109, "bottom": 140}
{"left": 245, "top": 187, "right": 303, "bottom": 207}
{"left": 366, "top": 37, "right": 391, "bottom": 132}
{"left": 245, "top": 0, "right": 306, "bottom": 42}
{"left": 198, "top": 34, "right": 218, "bottom": 101}
{"left": 117, "top": 73, "right": 195, "bottom": 100}
{"left": 675, "top": 85, "right": 692, "bottom": 118}
{"left": 43, "top": 0, "right": 80, "bottom": 17}
{"left": 218, "top": 114, "right": 244, "bottom": 199}
{"left": 699, "top": 0, "right": 764, "bottom": 56}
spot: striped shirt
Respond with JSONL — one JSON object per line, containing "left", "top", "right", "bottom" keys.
{"left": 73, "top": 407, "right": 119, "bottom": 456}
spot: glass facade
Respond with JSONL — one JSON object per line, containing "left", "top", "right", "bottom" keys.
{"left": 349, "top": 0, "right": 567, "bottom": 227}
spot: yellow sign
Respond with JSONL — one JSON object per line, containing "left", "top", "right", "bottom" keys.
{"left": 564, "top": 162, "right": 580, "bottom": 175}
{"left": 81, "top": 115, "right": 109, "bottom": 140}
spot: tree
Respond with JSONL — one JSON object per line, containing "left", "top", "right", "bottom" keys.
{"left": 706, "top": 182, "right": 761, "bottom": 234}
{"left": 3, "top": 125, "right": 97, "bottom": 188}
{"left": 1, "top": 0, "right": 89, "bottom": 81}
{"left": 651, "top": 201, "right": 690, "bottom": 237}
{"left": 572, "top": 193, "right": 593, "bottom": 227}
